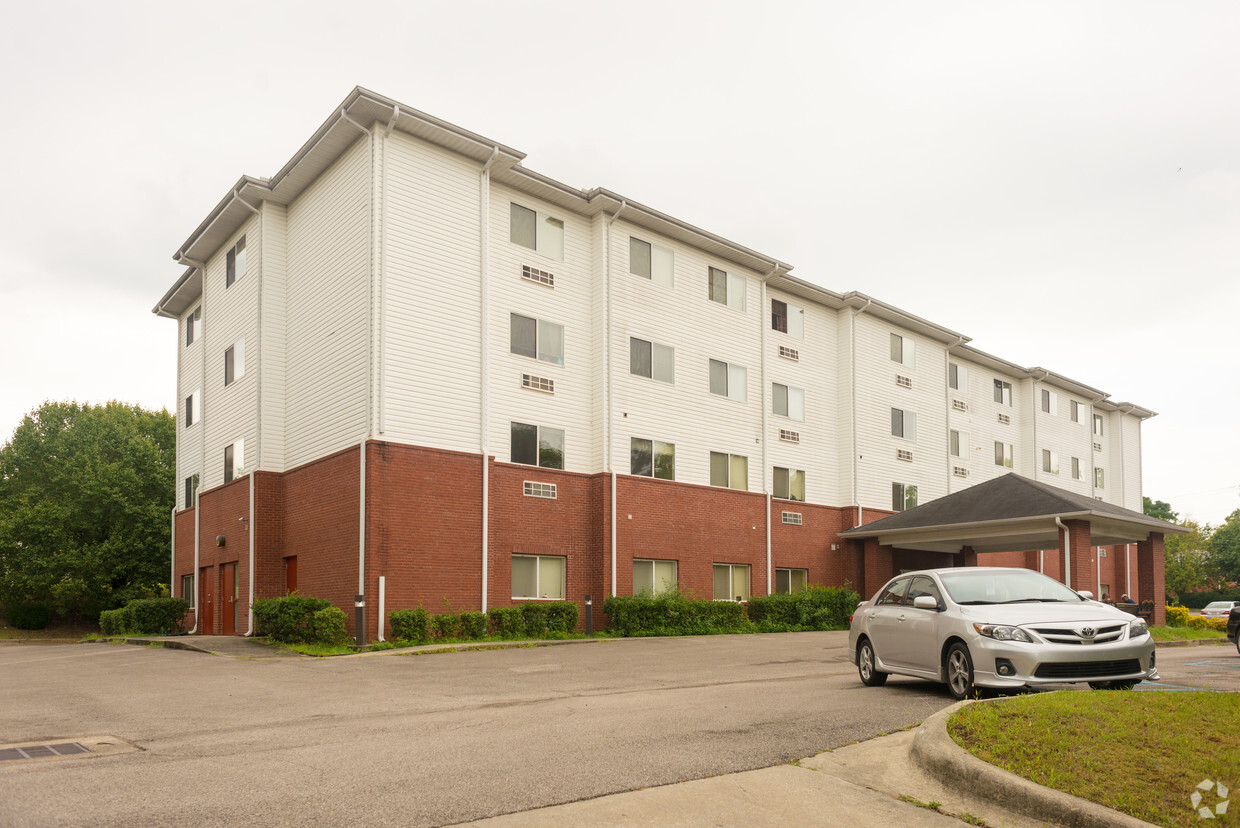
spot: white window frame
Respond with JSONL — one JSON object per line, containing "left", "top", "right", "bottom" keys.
{"left": 629, "top": 236, "right": 674, "bottom": 288}
{"left": 1040, "top": 388, "right": 1058, "bottom": 415}
{"left": 709, "top": 451, "right": 748, "bottom": 490}
{"left": 1095, "top": 467, "right": 1105, "bottom": 489}
{"left": 510, "top": 313, "right": 565, "bottom": 367}
{"left": 772, "top": 383, "right": 805, "bottom": 421}
{"left": 773, "top": 467, "right": 805, "bottom": 502}
{"left": 708, "top": 359, "right": 747, "bottom": 402}
{"left": 890, "top": 333, "right": 915, "bottom": 368}
{"left": 224, "top": 339, "right": 245, "bottom": 386}
{"left": 510, "top": 421, "right": 565, "bottom": 470}
{"left": 632, "top": 558, "right": 678, "bottom": 596}
{"left": 771, "top": 299, "right": 804, "bottom": 339}
{"left": 184, "top": 473, "right": 200, "bottom": 508}
{"left": 225, "top": 236, "right": 246, "bottom": 288}
{"left": 948, "top": 362, "right": 968, "bottom": 392}
{"left": 510, "top": 202, "right": 564, "bottom": 261}
{"left": 994, "top": 441, "right": 1014, "bottom": 468}
{"left": 891, "top": 407, "right": 917, "bottom": 441}
{"left": 511, "top": 554, "right": 566, "bottom": 600}
{"left": 224, "top": 439, "right": 244, "bottom": 483}
{"left": 1072, "top": 456, "right": 1082, "bottom": 480}
{"left": 1070, "top": 400, "right": 1082, "bottom": 423}
{"left": 1093, "top": 413, "right": 1105, "bottom": 436}
{"left": 892, "top": 482, "right": 918, "bottom": 512}
{"left": 949, "top": 429, "right": 967, "bottom": 458}
{"left": 186, "top": 306, "right": 201, "bottom": 346}
{"left": 994, "top": 379, "right": 1013, "bottom": 407}
{"left": 708, "top": 266, "right": 746, "bottom": 312}
{"left": 713, "top": 563, "right": 751, "bottom": 602}
{"left": 775, "top": 568, "right": 808, "bottom": 595}
{"left": 629, "top": 337, "right": 675, "bottom": 384}
{"left": 630, "top": 437, "right": 675, "bottom": 481}
{"left": 1042, "top": 449, "right": 1059, "bottom": 475}
{"left": 185, "top": 389, "right": 201, "bottom": 428}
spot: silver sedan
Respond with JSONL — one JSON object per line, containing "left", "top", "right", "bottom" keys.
{"left": 848, "top": 567, "right": 1158, "bottom": 699}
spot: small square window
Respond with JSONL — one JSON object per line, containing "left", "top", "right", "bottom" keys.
{"left": 773, "top": 467, "right": 805, "bottom": 501}
{"left": 709, "top": 451, "right": 748, "bottom": 490}
{"left": 510, "top": 203, "right": 564, "bottom": 261}
{"left": 225, "top": 236, "right": 246, "bottom": 288}
{"left": 510, "top": 422, "right": 564, "bottom": 469}
{"left": 708, "top": 267, "right": 746, "bottom": 312}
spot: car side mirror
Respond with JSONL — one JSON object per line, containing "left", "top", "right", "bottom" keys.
{"left": 1077, "top": 590, "right": 1094, "bottom": 600}
{"left": 912, "top": 595, "right": 939, "bottom": 610}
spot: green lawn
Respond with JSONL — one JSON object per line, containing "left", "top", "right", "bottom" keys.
{"left": 949, "top": 692, "right": 1240, "bottom": 827}
{"left": 1150, "top": 626, "right": 1228, "bottom": 642}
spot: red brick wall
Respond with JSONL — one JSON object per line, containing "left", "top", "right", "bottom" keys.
{"left": 770, "top": 501, "right": 855, "bottom": 591}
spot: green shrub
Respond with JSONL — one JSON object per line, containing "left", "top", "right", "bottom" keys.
{"left": 126, "top": 598, "right": 190, "bottom": 634}
{"left": 8, "top": 603, "right": 51, "bottom": 630}
{"left": 488, "top": 606, "right": 525, "bottom": 639}
{"left": 389, "top": 608, "right": 429, "bottom": 644}
{"left": 458, "top": 611, "right": 487, "bottom": 639}
{"left": 1165, "top": 605, "right": 1190, "bottom": 628}
{"left": 431, "top": 613, "right": 462, "bottom": 639}
{"left": 253, "top": 595, "right": 331, "bottom": 643}
{"left": 521, "top": 603, "right": 549, "bottom": 636}
{"left": 1185, "top": 615, "right": 1227, "bottom": 632}
{"left": 545, "top": 601, "right": 578, "bottom": 633}
{"left": 99, "top": 607, "right": 131, "bottom": 635}
{"left": 604, "top": 590, "right": 744, "bottom": 636}
{"left": 312, "top": 607, "right": 349, "bottom": 644}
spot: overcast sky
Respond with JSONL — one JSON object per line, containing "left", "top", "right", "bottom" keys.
{"left": 0, "top": 1, "right": 1235, "bottom": 524}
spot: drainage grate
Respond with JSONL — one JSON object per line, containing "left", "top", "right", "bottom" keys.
{"left": 0, "top": 742, "right": 91, "bottom": 762}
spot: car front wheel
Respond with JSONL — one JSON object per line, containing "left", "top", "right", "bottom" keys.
{"left": 857, "top": 639, "right": 888, "bottom": 687}
{"left": 945, "top": 642, "right": 975, "bottom": 700}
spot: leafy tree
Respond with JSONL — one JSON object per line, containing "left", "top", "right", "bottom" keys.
{"left": 1208, "top": 508, "right": 1240, "bottom": 587}
{"left": 1162, "top": 519, "right": 1211, "bottom": 601}
{"left": 0, "top": 401, "right": 174, "bottom": 622}
{"left": 1143, "top": 497, "right": 1178, "bottom": 523}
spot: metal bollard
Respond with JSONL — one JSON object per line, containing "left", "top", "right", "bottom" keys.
{"left": 354, "top": 595, "right": 365, "bottom": 646}
{"left": 585, "top": 595, "right": 593, "bottom": 636}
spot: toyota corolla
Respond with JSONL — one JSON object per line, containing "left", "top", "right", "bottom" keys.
{"left": 848, "top": 567, "right": 1158, "bottom": 699}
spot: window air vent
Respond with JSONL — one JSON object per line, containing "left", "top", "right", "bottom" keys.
{"left": 779, "top": 429, "right": 801, "bottom": 444}
{"left": 782, "top": 512, "right": 803, "bottom": 525}
{"left": 897, "top": 449, "right": 913, "bottom": 462}
{"left": 778, "top": 345, "right": 799, "bottom": 361}
{"left": 523, "top": 481, "right": 557, "bottom": 499}
{"left": 998, "top": 413, "right": 1011, "bottom": 425}
{"left": 521, "top": 373, "right": 554, "bottom": 394}
{"left": 952, "top": 399, "right": 968, "bottom": 412}
{"left": 1099, "top": 549, "right": 1107, "bottom": 557}
{"left": 1093, "top": 442, "right": 1103, "bottom": 452}
{"left": 521, "top": 264, "right": 555, "bottom": 287}
{"left": 953, "top": 466, "right": 969, "bottom": 478}
{"left": 896, "top": 374, "right": 912, "bottom": 389}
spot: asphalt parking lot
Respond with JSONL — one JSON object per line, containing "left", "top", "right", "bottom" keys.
{"left": 0, "top": 634, "right": 1233, "bottom": 827}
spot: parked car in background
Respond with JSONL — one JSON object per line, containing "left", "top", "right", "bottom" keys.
{"left": 848, "top": 567, "right": 1158, "bottom": 700}
{"left": 1227, "top": 607, "right": 1239, "bottom": 656}
{"left": 1200, "top": 600, "right": 1240, "bottom": 618}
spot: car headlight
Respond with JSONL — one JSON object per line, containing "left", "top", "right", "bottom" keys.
{"left": 973, "top": 623, "right": 1036, "bottom": 643}
{"left": 1129, "top": 617, "right": 1149, "bottom": 638}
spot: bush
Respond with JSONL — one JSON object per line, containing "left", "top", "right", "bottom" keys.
{"left": 253, "top": 595, "right": 331, "bottom": 643}
{"left": 488, "top": 606, "right": 525, "bottom": 639}
{"left": 1185, "top": 615, "right": 1228, "bottom": 632}
{"left": 312, "top": 607, "right": 349, "bottom": 644}
{"left": 603, "top": 590, "right": 744, "bottom": 637}
{"left": 1165, "top": 605, "right": 1190, "bottom": 628}
{"left": 545, "top": 602, "right": 578, "bottom": 633}
{"left": 389, "top": 608, "right": 429, "bottom": 644}
{"left": 8, "top": 603, "right": 51, "bottom": 630}
{"left": 747, "top": 585, "right": 859, "bottom": 631}
{"left": 126, "top": 598, "right": 190, "bottom": 634}
{"left": 521, "top": 603, "right": 549, "bottom": 636}
{"left": 99, "top": 607, "right": 132, "bottom": 635}
{"left": 459, "top": 611, "right": 487, "bottom": 639}
{"left": 431, "top": 613, "right": 462, "bottom": 639}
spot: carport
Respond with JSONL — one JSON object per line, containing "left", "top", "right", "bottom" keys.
{"left": 839, "top": 474, "right": 1187, "bottom": 625}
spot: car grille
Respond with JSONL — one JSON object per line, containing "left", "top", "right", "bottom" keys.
{"left": 1033, "top": 659, "right": 1141, "bottom": 679}
{"left": 1029, "top": 623, "right": 1127, "bottom": 645}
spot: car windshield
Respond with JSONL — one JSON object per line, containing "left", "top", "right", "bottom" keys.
{"left": 937, "top": 569, "right": 1084, "bottom": 605}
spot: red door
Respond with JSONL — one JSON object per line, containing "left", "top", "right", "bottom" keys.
{"left": 222, "top": 562, "right": 238, "bottom": 636}
{"left": 199, "top": 566, "right": 214, "bottom": 633}
{"left": 285, "top": 556, "right": 298, "bottom": 594}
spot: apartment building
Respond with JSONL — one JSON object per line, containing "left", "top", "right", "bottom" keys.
{"left": 154, "top": 88, "right": 1164, "bottom": 639}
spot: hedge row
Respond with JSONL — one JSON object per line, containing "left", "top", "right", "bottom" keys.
{"left": 252, "top": 595, "right": 337, "bottom": 644}
{"left": 98, "top": 598, "right": 190, "bottom": 636}
{"left": 746, "top": 586, "right": 859, "bottom": 630}
{"left": 603, "top": 591, "right": 745, "bottom": 637}
{"left": 388, "top": 602, "right": 579, "bottom": 644}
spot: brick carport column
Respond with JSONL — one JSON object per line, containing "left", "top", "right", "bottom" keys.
{"left": 1137, "top": 533, "right": 1166, "bottom": 626}
{"left": 862, "top": 538, "right": 894, "bottom": 601}
{"left": 956, "top": 545, "right": 977, "bottom": 567}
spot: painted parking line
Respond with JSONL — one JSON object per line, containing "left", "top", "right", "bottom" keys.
{"left": 1186, "top": 660, "right": 1240, "bottom": 669}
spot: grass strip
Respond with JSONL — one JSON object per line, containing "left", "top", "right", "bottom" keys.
{"left": 948, "top": 691, "right": 1240, "bottom": 827}
{"left": 1149, "top": 626, "right": 1227, "bottom": 642}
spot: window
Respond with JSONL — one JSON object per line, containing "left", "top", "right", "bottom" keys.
{"left": 631, "top": 438, "right": 675, "bottom": 480}
{"left": 633, "top": 559, "right": 677, "bottom": 596}
{"left": 224, "top": 440, "right": 244, "bottom": 483}
{"left": 708, "top": 267, "right": 746, "bottom": 312}
{"left": 512, "top": 554, "right": 565, "bottom": 600}
{"left": 510, "top": 313, "right": 564, "bottom": 366}
{"left": 181, "top": 573, "right": 194, "bottom": 607}
{"left": 1072, "top": 456, "right": 1082, "bottom": 480}
{"left": 890, "top": 333, "right": 915, "bottom": 368}
{"left": 773, "top": 467, "right": 805, "bottom": 502}
{"left": 629, "top": 237, "right": 673, "bottom": 288}
{"left": 994, "top": 441, "right": 1013, "bottom": 468}
{"left": 1040, "top": 388, "right": 1058, "bottom": 415}
{"left": 1042, "top": 449, "right": 1059, "bottom": 475}
{"left": 1095, "top": 468, "right": 1105, "bottom": 489}
{"left": 184, "top": 389, "right": 201, "bottom": 427}
{"left": 949, "top": 430, "right": 967, "bottom": 458}
{"left": 892, "top": 482, "right": 918, "bottom": 512}
{"left": 771, "top": 299, "right": 804, "bottom": 338}
{"left": 224, "top": 339, "right": 245, "bottom": 386}
{"left": 510, "top": 203, "right": 564, "bottom": 261}
{"left": 994, "top": 379, "right": 1013, "bottom": 406}
{"left": 523, "top": 481, "right": 557, "bottom": 499}
{"left": 907, "top": 576, "right": 943, "bottom": 610}
{"left": 510, "top": 422, "right": 564, "bottom": 469}
{"left": 775, "top": 568, "right": 808, "bottom": 595}
{"left": 875, "top": 577, "right": 910, "bottom": 605}
{"left": 186, "top": 307, "right": 201, "bottom": 346}
{"left": 225, "top": 236, "right": 247, "bottom": 287}
{"left": 709, "top": 451, "right": 748, "bottom": 490}
{"left": 708, "top": 359, "right": 747, "bottom": 402}
{"left": 773, "top": 383, "right": 805, "bottom": 420}
{"left": 713, "top": 563, "right": 750, "bottom": 602}
{"left": 1070, "top": 400, "right": 1082, "bottom": 423}
{"left": 629, "top": 338, "right": 674, "bottom": 384}
{"left": 890, "top": 408, "right": 917, "bottom": 441}
{"left": 948, "top": 362, "right": 967, "bottom": 392}
{"left": 1093, "top": 413, "right": 1105, "bottom": 436}
{"left": 184, "top": 473, "right": 200, "bottom": 508}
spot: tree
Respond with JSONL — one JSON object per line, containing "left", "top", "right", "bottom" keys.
{"left": 1143, "top": 496, "right": 1178, "bottom": 523}
{"left": 0, "top": 401, "right": 174, "bottom": 623}
{"left": 1162, "top": 518, "right": 1211, "bottom": 602}
{"left": 1208, "top": 508, "right": 1240, "bottom": 587}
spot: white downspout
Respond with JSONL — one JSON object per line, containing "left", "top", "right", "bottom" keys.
{"left": 760, "top": 273, "right": 773, "bottom": 595}
{"left": 1039, "top": 549, "right": 1044, "bottom": 574}
{"left": 191, "top": 501, "right": 200, "bottom": 634}
{"left": 604, "top": 201, "right": 626, "bottom": 597}
{"left": 1096, "top": 546, "right": 1102, "bottom": 600}
{"left": 1055, "top": 516, "right": 1071, "bottom": 590}
{"left": 170, "top": 507, "right": 176, "bottom": 603}
{"left": 946, "top": 336, "right": 964, "bottom": 493}
{"left": 851, "top": 298, "right": 872, "bottom": 527}
{"left": 358, "top": 438, "right": 367, "bottom": 604}
{"left": 479, "top": 146, "right": 498, "bottom": 612}
{"left": 1125, "top": 543, "right": 1131, "bottom": 598}
{"left": 245, "top": 471, "right": 255, "bottom": 635}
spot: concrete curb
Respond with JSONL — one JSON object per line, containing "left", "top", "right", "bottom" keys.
{"left": 910, "top": 698, "right": 1158, "bottom": 828}
{"left": 84, "top": 637, "right": 217, "bottom": 654}
{"left": 1155, "top": 638, "right": 1230, "bottom": 648}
